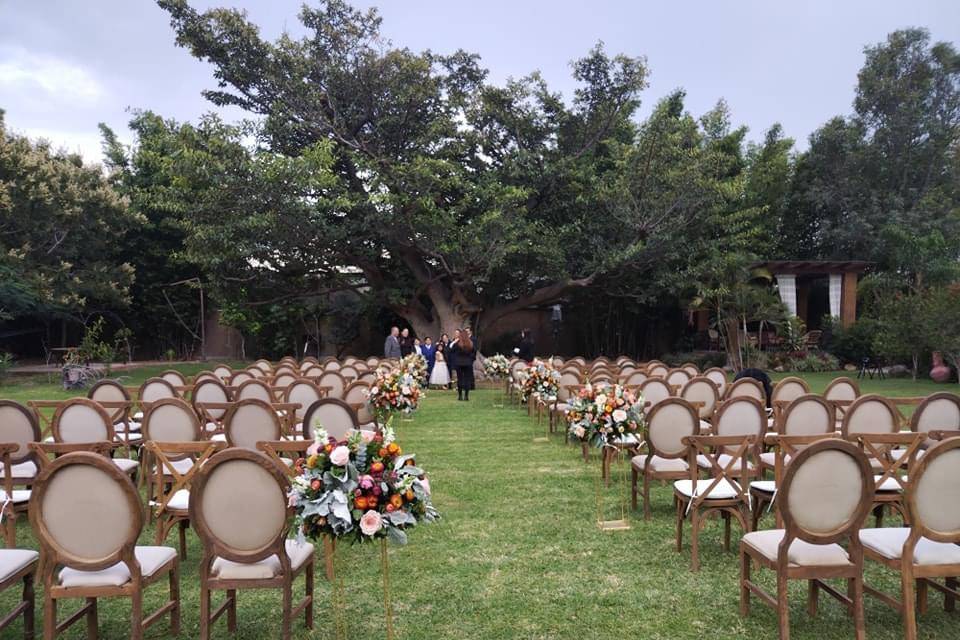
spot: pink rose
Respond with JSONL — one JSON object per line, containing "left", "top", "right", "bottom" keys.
{"left": 329, "top": 446, "right": 350, "bottom": 466}
{"left": 360, "top": 430, "right": 376, "bottom": 443}
{"left": 306, "top": 441, "right": 321, "bottom": 456}
{"left": 359, "top": 510, "right": 383, "bottom": 536}
{"left": 420, "top": 477, "right": 432, "bottom": 495}
{"left": 359, "top": 475, "right": 374, "bottom": 490}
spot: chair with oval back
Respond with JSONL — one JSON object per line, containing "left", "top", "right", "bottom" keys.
{"left": 724, "top": 377, "right": 766, "bottom": 405}
{"left": 29, "top": 451, "right": 180, "bottom": 639}
{"left": 138, "top": 377, "right": 178, "bottom": 411}
{"left": 317, "top": 371, "right": 347, "bottom": 399}
{"left": 228, "top": 371, "right": 254, "bottom": 387}
{"left": 194, "top": 371, "right": 220, "bottom": 385}
{"left": 253, "top": 359, "right": 273, "bottom": 374}
{"left": 639, "top": 377, "right": 673, "bottom": 412}
{"left": 159, "top": 369, "right": 187, "bottom": 390}
{"left": 300, "top": 357, "right": 319, "bottom": 372}
{"left": 302, "top": 366, "right": 323, "bottom": 382}
{"left": 272, "top": 373, "right": 299, "bottom": 393}
{"left": 88, "top": 379, "right": 140, "bottom": 451}
{"left": 703, "top": 367, "right": 728, "bottom": 396}
{"left": 212, "top": 364, "right": 233, "bottom": 382}
{"left": 696, "top": 397, "right": 765, "bottom": 478}
{"left": 631, "top": 398, "right": 700, "bottom": 519}
{"left": 739, "top": 439, "right": 872, "bottom": 639}
{"left": 51, "top": 398, "right": 138, "bottom": 480}
{"left": 189, "top": 448, "right": 314, "bottom": 640}
{"left": 769, "top": 377, "right": 811, "bottom": 431}
{"left": 322, "top": 360, "right": 342, "bottom": 372}
{"left": 665, "top": 368, "right": 692, "bottom": 390}
{"left": 338, "top": 365, "right": 358, "bottom": 383}
{"left": 235, "top": 379, "right": 274, "bottom": 404}
{"left": 680, "top": 362, "right": 700, "bottom": 378}
{"left": 622, "top": 370, "right": 648, "bottom": 388}
{"left": 245, "top": 366, "right": 266, "bottom": 380}
{"left": 343, "top": 382, "right": 375, "bottom": 429}
{"left": 302, "top": 399, "right": 359, "bottom": 442}
{"left": 681, "top": 377, "right": 720, "bottom": 425}
{"left": 909, "top": 392, "right": 960, "bottom": 448}
{"left": 220, "top": 400, "right": 282, "bottom": 451}
{"left": 358, "top": 371, "right": 377, "bottom": 384}
{"left": 193, "top": 378, "right": 231, "bottom": 436}
{"left": 646, "top": 362, "right": 669, "bottom": 378}
{"left": 825, "top": 377, "right": 861, "bottom": 425}
{"left": 0, "top": 400, "right": 40, "bottom": 546}
{"left": 284, "top": 380, "right": 324, "bottom": 436}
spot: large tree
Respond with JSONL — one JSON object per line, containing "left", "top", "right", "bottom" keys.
{"left": 157, "top": 0, "right": 659, "bottom": 338}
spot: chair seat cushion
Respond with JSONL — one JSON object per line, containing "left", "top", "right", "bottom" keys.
{"left": 210, "top": 434, "right": 227, "bottom": 443}
{"left": 0, "top": 549, "right": 38, "bottom": 582}
{"left": 861, "top": 527, "right": 960, "bottom": 565}
{"left": 555, "top": 403, "right": 571, "bottom": 412}
{"left": 890, "top": 447, "right": 925, "bottom": 461}
{"left": 113, "top": 458, "right": 139, "bottom": 474}
{"left": 0, "top": 489, "right": 31, "bottom": 503}
{"left": 631, "top": 454, "right": 688, "bottom": 473}
{"left": 759, "top": 451, "right": 791, "bottom": 467}
{"left": 673, "top": 478, "right": 742, "bottom": 500}
{"left": 59, "top": 546, "right": 177, "bottom": 588}
{"left": 115, "top": 432, "right": 143, "bottom": 443}
{"left": 749, "top": 480, "right": 776, "bottom": 494}
{"left": 115, "top": 421, "right": 141, "bottom": 433}
{"left": 151, "top": 489, "right": 190, "bottom": 511}
{"left": 211, "top": 540, "right": 314, "bottom": 580}
{"left": 742, "top": 529, "right": 851, "bottom": 566}
{"left": 0, "top": 460, "right": 37, "bottom": 479}
{"left": 696, "top": 454, "right": 755, "bottom": 472}
{"left": 874, "top": 475, "right": 907, "bottom": 492}
{"left": 698, "top": 420, "right": 712, "bottom": 433}
{"left": 154, "top": 458, "right": 195, "bottom": 475}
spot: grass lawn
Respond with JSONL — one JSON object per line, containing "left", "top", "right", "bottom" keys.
{"left": 0, "top": 368, "right": 957, "bottom": 638}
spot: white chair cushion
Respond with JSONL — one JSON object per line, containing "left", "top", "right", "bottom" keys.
{"left": 766, "top": 417, "right": 775, "bottom": 429}
{"left": 115, "top": 433, "right": 143, "bottom": 443}
{"left": 742, "top": 529, "right": 851, "bottom": 566}
{"left": 132, "top": 412, "right": 144, "bottom": 421}
{"left": 555, "top": 403, "right": 571, "bottom": 412}
{"left": 154, "top": 458, "right": 195, "bottom": 475}
{"left": 874, "top": 475, "right": 907, "bottom": 492}
{"left": 696, "top": 454, "right": 756, "bottom": 472}
{"left": 674, "top": 478, "right": 742, "bottom": 500}
{"left": 113, "top": 458, "right": 139, "bottom": 474}
{"left": 151, "top": 489, "right": 190, "bottom": 511}
{"left": 759, "top": 451, "right": 791, "bottom": 467}
{"left": 0, "top": 489, "right": 31, "bottom": 503}
{"left": 890, "top": 448, "right": 925, "bottom": 461}
{"left": 59, "top": 546, "right": 177, "bottom": 588}
{"left": 115, "top": 421, "right": 141, "bottom": 432}
{"left": 210, "top": 434, "right": 227, "bottom": 443}
{"left": 0, "top": 549, "right": 38, "bottom": 582}
{"left": 860, "top": 527, "right": 960, "bottom": 565}
{"left": 631, "top": 455, "right": 688, "bottom": 473}
{"left": 0, "top": 461, "right": 37, "bottom": 479}
{"left": 698, "top": 420, "right": 712, "bottom": 433}
{"left": 749, "top": 480, "right": 776, "bottom": 494}
{"left": 211, "top": 540, "right": 314, "bottom": 580}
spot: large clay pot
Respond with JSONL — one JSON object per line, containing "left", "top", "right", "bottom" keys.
{"left": 930, "top": 351, "right": 951, "bottom": 383}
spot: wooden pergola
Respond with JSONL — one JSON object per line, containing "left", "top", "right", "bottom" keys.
{"left": 753, "top": 260, "right": 871, "bottom": 328}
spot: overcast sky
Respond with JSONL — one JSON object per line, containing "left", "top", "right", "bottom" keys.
{"left": 1, "top": 1, "right": 958, "bottom": 164}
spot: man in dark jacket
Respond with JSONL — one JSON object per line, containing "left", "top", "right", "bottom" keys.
{"left": 516, "top": 329, "right": 534, "bottom": 363}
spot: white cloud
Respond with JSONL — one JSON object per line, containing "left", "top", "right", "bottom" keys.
{"left": 14, "top": 126, "right": 121, "bottom": 167}
{"left": 0, "top": 47, "right": 105, "bottom": 106}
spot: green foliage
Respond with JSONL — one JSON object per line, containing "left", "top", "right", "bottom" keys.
{"left": 825, "top": 318, "right": 881, "bottom": 364}
{"left": 0, "top": 352, "right": 13, "bottom": 382}
{"left": 779, "top": 316, "right": 808, "bottom": 352}
{"left": 777, "top": 351, "right": 841, "bottom": 373}
{"left": 67, "top": 318, "right": 129, "bottom": 373}
{"left": 659, "top": 352, "right": 726, "bottom": 370}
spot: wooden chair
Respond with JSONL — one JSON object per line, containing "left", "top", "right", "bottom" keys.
{"left": 317, "top": 371, "right": 347, "bottom": 399}
{"left": 723, "top": 377, "right": 766, "bottom": 404}
{"left": 759, "top": 394, "right": 834, "bottom": 477}
{"left": 621, "top": 370, "right": 647, "bottom": 388}
{"left": 228, "top": 371, "right": 255, "bottom": 387}
{"left": 740, "top": 439, "right": 872, "bottom": 640}
{"left": 857, "top": 432, "right": 924, "bottom": 527}
{"left": 29, "top": 452, "right": 180, "bottom": 639}
{"left": 253, "top": 359, "right": 273, "bottom": 374}
{"left": 212, "top": 365, "right": 233, "bottom": 382}
{"left": 245, "top": 366, "right": 266, "bottom": 380}
{"left": 703, "top": 367, "right": 728, "bottom": 396}
{"left": 0, "top": 538, "right": 38, "bottom": 638}
{"left": 342, "top": 382, "right": 375, "bottom": 429}
{"left": 88, "top": 380, "right": 140, "bottom": 454}
{"left": 50, "top": 398, "right": 138, "bottom": 480}
{"left": 680, "top": 362, "right": 700, "bottom": 378}
{"left": 675, "top": 434, "right": 754, "bottom": 571}
{"left": 825, "top": 376, "right": 861, "bottom": 424}
{"left": 631, "top": 398, "right": 699, "bottom": 519}
{"left": 234, "top": 379, "right": 273, "bottom": 404}
{"left": 646, "top": 362, "right": 669, "bottom": 378}
{"left": 160, "top": 369, "right": 188, "bottom": 389}
{"left": 638, "top": 378, "right": 673, "bottom": 412}
{"left": 680, "top": 377, "right": 719, "bottom": 427}
{"left": 192, "top": 378, "right": 231, "bottom": 437}
{"left": 190, "top": 448, "right": 314, "bottom": 640}
{"left": 138, "top": 377, "right": 178, "bottom": 408}
{"left": 0, "top": 401, "right": 41, "bottom": 545}
{"left": 860, "top": 437, "right": 960, "bottom": 640}
{"left": 666, "top": 368, "right": 692, "bottom": 389}
{"left": 283, "top": 380, "right": 325, "bottom": 436}
{"left": 220, "top": 400, "right": 282, "bottom": 451}
{"left": 841, "top": 394, "right": 899, "bottom": 476}
{"left": 696, "top": 397, "right": 765, "bottom": 479}
{"left": 768, "top": 377, "right": 810, "bottom": 431}
{"left": 302, "top": 399, "right": 359, "bottom": 442}
{"left": 272, "top": 372, "right": 299, "bottom": 391}
{"left": 909, "top": 392, "right": 960, "bottom": 450}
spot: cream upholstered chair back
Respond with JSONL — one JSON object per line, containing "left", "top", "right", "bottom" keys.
{"left": 771, "top": 377, "right": 810, "bottom": 405}
{"left": 300, "top": 359, "right": 317, "bottom": 373}
{"left": 303, "top": 399, "right": 359, "bottom": 442}
{"left": 273, "top": 372, "right": 299, "bottom": 389}
{"left": 666, "top": 368, "right": 692, "bottom": 388}
{"left": 703, "top": 367, "right": 728, "bottom": 395}
{"left": 245, "top": 366, "right": 266, "bottom": 379}
{"left": 303, "top": 366, "right": 323, "bottom": 381}
{"left": 88, "top": 379, "right": 130, "bottom": 425}
{"left": 908, "top": 438, "right": 960, "bottom": 540}
{"left": 343, "top": 382, "right": 374, "bottom": 425}
{"left": 190, "top": 449, "right": 290, "bottom": 561}
{"left": 714, "top": 397, "right": 765, "bottom": 454}
{"left": 235, "top": 379, "right": 273, "bottom": 403}
{"left": 358, "top": 371, "right": 377, "bottom": 384}
{"left": 212, "top": 364, "right": 233, "bottom": 381}
{"left": 623, "top": 370, "right": 647, "bottom": 387}
{"left": 193, "top": 378, "right": 230, "bottom": 421}
{"left": 780, "top": 439, "right": 872, "bottom": 543}
{"left": 254, "top": 359, "right": 273, "bottom": 374}
{"left": 646, "top": 398, "right": 700, "bottom": 459}
{"left": 910, "top": 393, "right": 960, "bottom": 447}
{"left": 589, "top": 370, "right": 614, "bottom": 385}
{"left": 365, "top": 356, "right": 380, "bottom": 368}
{"left": 30, "top": 452, "right": 142, "bottom": 568}
{"left": 273, "top": 365, "right": 296, "bottom": 379}
{"left": 285, "top": 380, "right": 324, "bottom": 422}
{"left": 824, "top": 376, "right": 860, "bottom": 402}
{"left": 557, "top": 372, "right": 581, "bottom": 401}
{"left": 160, "top": 369, "right": 187, "bottom": 387}
{"left": 0, "top": 400, "right": 40, "bottom": 462}
{"left": 680, "top": 362, "right": 700, "bottom": 377}
{"left": 318, "top": 371, "right": 347, "bottom": 399}
{"left": 340, "top": 365, "right": 359, "bottom": 380}
{"left": 194, "top": 371, "right": 219, "bottom": 384}
{"left": 351, "top": 361, "right": 369, "bottom": 373}
{"left": 781, "top": 394, "right": 834, "bottom": 442}
{"left": 229, "top": 370, "right": 254, "bottom": 386}
{"left": 510, "top": 360, "right": 528, "bottom": 379}
{"left": 724, "top": 377, "right": 765, "bottom": 403}
{"left": 680, "top": 377, "right": 719, "bottom": 419}
{"left": 646, "top": 363, "right": 669, "bottom": 378}
{"left": 139, "top": 377, "right": 178, "bottom": 404}
{"left": 224, "top": 399, "right": 281, "bottom": 451}
{"left": 639, "top": 378, "right": 672, "bottom": 410}
{"left": 841, "top": 394, "right": 898, "bottom": 438}
{"left": 52, "top": 398, "right": 114, "bottom": 443}
{"left": 323, "top": 360, "right": 342, "bottom": 372}
{"left": 143, "top": 398, "right": 201, "bottom": 442}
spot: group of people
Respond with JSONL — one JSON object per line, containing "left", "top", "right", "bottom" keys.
{"left": 383, "top": 326, "right": 478, "bottom": 400}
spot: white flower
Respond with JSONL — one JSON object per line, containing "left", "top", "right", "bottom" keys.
{"left": 612, "top": 409, "right": 628, "bottom": 423}
{"left": 595, "top": 394, "right": 608, "bottom": 409}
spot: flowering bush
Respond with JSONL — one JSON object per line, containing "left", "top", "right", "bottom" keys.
{"left": 288, "top": 426, "right": 439, "bottom": 545}
{"left": 367, "top": 369, "right": 423, "bottom": 420}
{"left": 399, "top": 353, "right": 428, "bottom": 385}
{"left": 566, "top": 382, "right": 645, "bottom": 447}
{"left": 483, "top": 354, "right": 511, "bottom": 380}
{"left": 520, "top": 359, "right": 561, "bottom": 403}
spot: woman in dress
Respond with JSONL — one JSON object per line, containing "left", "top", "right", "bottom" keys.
{"left": 437, "top": 333, "right": 452, "bottom": 389}
{"left": 429, "top": 347, "right": 450, "bottom": 389}
{"left": 399, "top": 328, "right": 413, "bottom": 357}
{"left": 449, "top": 330, "right": 477, "bottom": 401}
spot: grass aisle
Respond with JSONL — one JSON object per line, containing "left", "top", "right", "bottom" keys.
{"left": 0, "top": 374, "right": 955, "bottom": 638}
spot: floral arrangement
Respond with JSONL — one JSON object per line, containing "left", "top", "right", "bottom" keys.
{"left": 367, "top": 368, "right": 423, "bottom": 420}
{"left": 566, "top": 382, "right": 645, "bottom": 447}
{"left": 399, "top": 353, "right": 428, "bottom": 386}
{"left": 519, "top": 359, "right": 561, "bottom": 403}
{"left": 483, "top": 354, "right": 511, "bottom": 380}
{"left": 288, "top": 425, "right": 439, "bottom": 545}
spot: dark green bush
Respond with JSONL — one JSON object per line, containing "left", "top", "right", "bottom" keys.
{"left": 826, "top": 318, "right": 881, "bottom": 364}
{"left": 660, "top": 351, "right": 727, "bottom": 370}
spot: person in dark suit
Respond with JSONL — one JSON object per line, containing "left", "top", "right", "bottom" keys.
{"left": 399, "top": 328, "right": 413, "bottom": 357}
{"left": 421, "top": 337, "right": 436, "bottom": 375}
{"left": 449, "top": 329, "right": 477, "bottom": 401}
{"left": 516, "top": 329, "right": 534, "bottom": 363}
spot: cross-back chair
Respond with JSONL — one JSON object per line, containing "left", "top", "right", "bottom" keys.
{"left": 631, "top": 398, "right": 699, "bottom": 519}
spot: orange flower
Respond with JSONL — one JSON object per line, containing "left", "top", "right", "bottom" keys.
{"left": 306, "top": 455, "right": 318, "bottom": 469}
{"left": 387, "top": 443, "right": 400, "bottom": 455}
{"left": 404, "top": 489, "right": 415, "bottom": 501}
{"left": 355, "top": 496, "right": 368, "bottom": 510}
{"left": 390, "top": 494, "right": 403, "bottom": 509}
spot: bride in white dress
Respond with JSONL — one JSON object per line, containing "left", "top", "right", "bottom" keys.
{"left": 429, "top": 351, "right": 450, "bottom": 388}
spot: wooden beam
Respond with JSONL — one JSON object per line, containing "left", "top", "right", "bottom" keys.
{"left": 841, "top": 272, "right": 858, "bottom": 327}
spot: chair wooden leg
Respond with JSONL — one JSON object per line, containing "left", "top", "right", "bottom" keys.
{"left": 227, "top": 589, "right": 237, "bottom": 632}
{"left": 130, "top": 591, "right": 143, "bottom": 640}
{"left": 675, "top": 497, "right": 684, "bottom": 553}
{"left": 642, "top": 472, "right": 652, "bottom": 520}
{"left": 873, "top": 504, "right": 884, "bottom": 528}
{"left": 179, "top": 520, "right": 188, "bottom": 560}
{"left": 86, "top": 597, "right": 99, "bottom": 640}
{"left": 281, "top": 581, "right": 293, "bottom": 640}
{"left": 739, "top": 548, "right": 750, "bottom": 616}
{"left": 917, "top": 577, "right": 928, "bottom": 615}
{"left": 23, "top": 571, "right": 34, "bottom": 640}
{"left": 305, "top": 561, "right": 315, "bottom": 629}
{"left": 777, "top": 574, "right": 790, "bottom": 640}
{"left": 946, "top": 577, "right": 957, "bottom": 612}
{"left": 723, "top": 511, "right": 731, "bottom": 551}
{"left": 170, "top": 561, "right": 181, "bottom": 635}
{"left": 808, "top": 580, "right": 819, "bottom": 617}
{"left": 630, "top": 468, "right": 638, "bottom": 511}
{"left": 901, "top": 569, "right": 917, "bottom": 640}
{"left": 852, "top": 574, "right": 866, "bottom": 640}
{"left": 43, "top": 593, "right": 55, "bottom": 640}
{"left": 199, "top": 586, "right": 210, "bottom": 640}
{"left": 690, "top": 508, "right": 700, "bottom": 572}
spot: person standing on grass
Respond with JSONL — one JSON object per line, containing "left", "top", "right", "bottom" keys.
{"left": 437, "top": 333, "right": 452, "bottom": 389}
{"left": 384, "top": 326, "right": 401, "bottom": 359}
{"left": 450, "top": 328, "right": 476, "bottom": 401}
{"left": 399, "top": 328, "right": 413, "bottom": 357}
{"left": 421, "top": 337, "right": 436, "bottom": 375}
{"left": 516, "top": 329, "right": 535, "bottom": 363}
